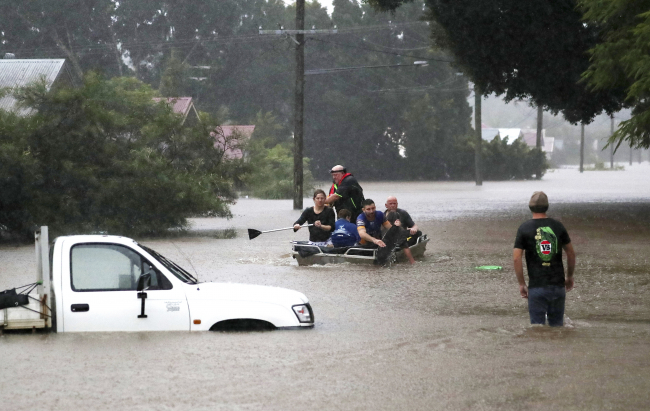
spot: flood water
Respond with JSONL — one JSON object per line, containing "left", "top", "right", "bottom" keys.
{"left": 2, "top": 165, "right": 650, "bottom": 410}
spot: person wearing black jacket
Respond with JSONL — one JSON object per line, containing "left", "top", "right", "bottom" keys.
{"left": 294, "top": 189, "right": 335, "bottom": 245}
{"left": 324, "top": 165, "right": 365, "bottom": 220}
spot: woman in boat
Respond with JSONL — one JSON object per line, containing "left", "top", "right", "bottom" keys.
{"left": 293, "top": 189, "right": 335, "bottom": 246}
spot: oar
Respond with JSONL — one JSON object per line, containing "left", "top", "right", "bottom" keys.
{"left": 248, "top": 224, "right": 313, "bottom": 240}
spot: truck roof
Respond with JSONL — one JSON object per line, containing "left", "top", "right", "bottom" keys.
{"left": 54, "top": 234, "right": 139, "bottom": 246}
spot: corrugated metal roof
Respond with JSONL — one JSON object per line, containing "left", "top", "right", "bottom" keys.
{"left": 152, "top": 97, "right": 193, "bottom": 116}
{"left": 0, "top": 59, "right": 66, "bottom": 114}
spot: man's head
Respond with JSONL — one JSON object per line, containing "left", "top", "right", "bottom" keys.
{"left": 385, "top": 196, "right": 398, "bottom": 212}
{"left": 337, "top": 209, "right": 352, "bottom": 221}
{"left": 529, "top": 191, "right": 549, "bottom": 214}
{"left": 361, "top": 198, "right": 376, "bottom": 218}
{"left": 330, "top": 164, "right": 346, "bottom": 184}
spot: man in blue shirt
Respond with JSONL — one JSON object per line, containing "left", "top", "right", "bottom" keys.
{"left": 330, "top": 209, "right": 361, "bottom": 247}
{"left": 356, "top": 199, "right": 392, "bottom": 247}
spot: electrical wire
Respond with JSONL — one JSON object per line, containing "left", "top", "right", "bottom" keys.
{"left": 307, "top": 37, "right": 453, "bottom": 62}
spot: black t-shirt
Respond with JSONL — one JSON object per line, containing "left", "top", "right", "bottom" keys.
{"left": 294, "top": 207, "right": 335, "bottom": 242}
{"left": 385, "top": 208, "right": 415, "bottom": 229}
{"left": 333, "top": 175, "right": 364, "bottom": 219}
{"left": 514, "top": 218, "right": 571, "bottom": 288}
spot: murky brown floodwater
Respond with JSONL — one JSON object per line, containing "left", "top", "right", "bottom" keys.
{"left": 2, "top": 165, "right": 650, "bottom": 410}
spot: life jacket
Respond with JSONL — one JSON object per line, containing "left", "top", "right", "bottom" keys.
{"left": 329, "top": 172, "right": 352, "bottom": 196}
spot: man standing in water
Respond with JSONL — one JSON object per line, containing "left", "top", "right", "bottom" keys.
{"left": 325, "top": 165, "right": 365, "bottom": 220}
{"left": 513, "top": 191, "right": 576, "bottom": 326}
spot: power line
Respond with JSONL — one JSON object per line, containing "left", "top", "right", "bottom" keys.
{"left": 307, "top": 37, "right": 453, "bottom": 63}
{"left": 2, "top": 20, "right": 431, "bottom": 58}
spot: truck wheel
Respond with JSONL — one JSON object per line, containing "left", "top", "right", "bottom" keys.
{"left": 209, "top": 319, "right": 276, "bottom": 332}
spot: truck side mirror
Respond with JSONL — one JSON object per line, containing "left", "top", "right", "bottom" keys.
{"left": 136, "top": 273, "right": 151, "bottom": 292}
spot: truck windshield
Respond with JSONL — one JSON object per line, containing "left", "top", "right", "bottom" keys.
{"left": 138, "top": 244, "right": 198, "bottom": 284}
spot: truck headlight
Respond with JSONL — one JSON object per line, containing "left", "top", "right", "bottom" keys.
{"left": 292, "top": 304, "right": 313, "bottom": 323}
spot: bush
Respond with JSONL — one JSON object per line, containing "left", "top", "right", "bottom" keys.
{"left": 242, "top": 141, "right": 314, "bottom": 199}
{"left": 0, "top": 74, "right": 238, "bottom": 239}
{"left": 482, "top": 136, "right": 548, "bottom": 180}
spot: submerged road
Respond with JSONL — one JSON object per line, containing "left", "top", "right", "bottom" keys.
{"left": 2, "top": 165, "right": 650, "bottom": 410}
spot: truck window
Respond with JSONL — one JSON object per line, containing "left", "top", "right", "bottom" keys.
{"left": 71, "top": 244, "right": 172, "bottom": 291}
{"left": 138, "top": 244, "right": 198, "bottom": 284}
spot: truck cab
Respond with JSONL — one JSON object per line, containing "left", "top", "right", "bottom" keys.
{"left": 1, "top": 228, "right": 314, "bottom": 332}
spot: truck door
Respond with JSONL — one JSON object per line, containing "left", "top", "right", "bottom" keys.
{"left": 61, "top": 243, "right": 190, "bottom": 332}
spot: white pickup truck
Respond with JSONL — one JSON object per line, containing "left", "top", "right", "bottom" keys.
{"left": 0, "top": 227, "right": 314, "bottom": 332}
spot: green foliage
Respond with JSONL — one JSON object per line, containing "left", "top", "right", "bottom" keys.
{"left": 243, "top": 141, "right": 314, "bottom": 199}
{"left": 481, "top": 137, "right": 548, "bottom": 180}
{"left": 159, "top": 49, "right": 190, "bottom": 97}
{"left": 580, "top": 0, "right": 650, "bottom": 149}
{"left": 239, "top": 110, "right": 312, "bottom": 198}
{"left": 0, "top": 74, "right": 237, "bottom": 239}
{"left": 367, "top": 0, "right": 625, "bottom": 125}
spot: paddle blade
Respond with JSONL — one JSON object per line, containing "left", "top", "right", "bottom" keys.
{"left": 248, "top": 229, "right": 262, "bottom": 240}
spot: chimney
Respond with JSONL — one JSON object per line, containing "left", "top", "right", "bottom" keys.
{"left": 4, "top": 53, "right": 16, "bottom": 59}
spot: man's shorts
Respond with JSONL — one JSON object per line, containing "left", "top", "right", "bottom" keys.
{"left": 397, "top": 230, "right": 422, "bottom": 248}
{"left": 528, "top": 285, "right": 566, "bottom": 326}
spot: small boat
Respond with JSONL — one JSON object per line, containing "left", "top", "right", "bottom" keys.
{"left": 291, "top": 234, "right": 430, "bottom": 266}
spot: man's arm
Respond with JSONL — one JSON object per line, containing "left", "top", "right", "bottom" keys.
{"left": 401, "top": 211, "right": 419, "bottom": 235}
{"left": 325, "top": 193, "right": 340, "bottom": 205}
{"left": 358, "top": 226, "right": 386, "bottom": 247}
{"left": 513, "top": 248, "right": 528, "bottom": 298}
{"left": 563, "top": 243, "right": 576, "bottom": 291}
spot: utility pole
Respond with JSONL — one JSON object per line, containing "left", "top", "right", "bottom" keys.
{"left": 580, "top": 122, "right": 585, "bottom": 173}
{"left": 259, "top": 13, "right": 337, "bottom": 210}
{"left": 630, "top": 143, "right": 633, "bottom": 165}
{"left": 294, "top": 0, "right": 305, "bottom": 210}
{"left": 474, "top": 85, "right": 483, "bottom": 186}
{"left": 610, "top": 115, "right": 615, "bottom": 169}
{"left": 536, "top": 105, "right": 543, "bottom": 179}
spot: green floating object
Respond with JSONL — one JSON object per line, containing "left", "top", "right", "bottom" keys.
{"left": 475, "top": 265, "right": 502, "bottom": 270}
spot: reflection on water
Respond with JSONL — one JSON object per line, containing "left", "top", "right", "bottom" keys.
{"left": 2, "top": 166, "right": 650, "bottom": 410}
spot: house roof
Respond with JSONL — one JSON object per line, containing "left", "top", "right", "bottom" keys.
{"left": 521, "top": 128, "right": 546, "bottom": 148}
{"left": 152, "top": 97, "right": 198, "bottom": 123}
{"left": 481, "top": 128, "right": 500, "bottom": 141}
{"left": 498, "top": 128, "right": 523, "bottom": 142}
{"left": 214, "top": 125, "right": 256, "bottom": 160}
{"left": 0, "top": 59, "right": 66, "bottom": 114}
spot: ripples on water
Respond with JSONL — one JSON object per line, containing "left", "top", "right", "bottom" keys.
{"left": 2, "top": 166, "right": 650, "bottom": 410}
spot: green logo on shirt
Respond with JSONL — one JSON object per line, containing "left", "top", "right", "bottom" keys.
{"left": 535, "top": 227, "right": 557, "bottom": 262}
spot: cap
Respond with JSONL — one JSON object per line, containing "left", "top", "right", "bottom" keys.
{"left": 330, "top": 165, "right": 346, "bottom": 173}
{"left": 529, "top": 191, "right": 549, "bottom": 208}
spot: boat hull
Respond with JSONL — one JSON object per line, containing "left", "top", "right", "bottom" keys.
{"left": 291, "top": 234, "right": 429, "bottom": 266}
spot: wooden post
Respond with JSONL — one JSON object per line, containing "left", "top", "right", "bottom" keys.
{"left": 474, "top": 86, "right": 483, "bottom": 186}
{"left": 580, "top": 123, "right": 585, "bottom": 173}
{"left": 536, "top": 105, "right": 543, "bottom": 179}
{"left": 293, "top": 0, "right": 305, "bottom": 210}
{"left": 610, "top": 115, "right": 615, "bottom": 168}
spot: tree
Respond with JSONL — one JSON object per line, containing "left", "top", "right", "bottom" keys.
{"left": 366, "top": 0, "right": 626, "bottom": 125}
{"left": 0, "top": 0, "right": 124, "bottom": 77}
{"left": 0, "top": 74, "right": 238, "bottom": 239}
{"left": 579, "top": 0, "right": 650, "bottom": 149}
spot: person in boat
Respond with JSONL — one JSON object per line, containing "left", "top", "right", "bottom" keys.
{"left": 330, "top": 209, "right": 361, "bottom": 248}
{"left": 385, "top": 210, "right": 416, "bottom": 264}
{"left": 293, "top": 189, "right": 335, "bottom": 246}
{"left": 385, "top": 196, "right": 422, "bottom": 246}
{"left": 325, "top": 165, "right": 365, "bottom": 221}
{"left": 356, "top": 199, "right": 392, "bottom": 248}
